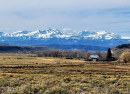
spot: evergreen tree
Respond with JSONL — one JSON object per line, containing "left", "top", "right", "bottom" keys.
{"left": 106, "top": 48, "right": 112, "bottom": 59}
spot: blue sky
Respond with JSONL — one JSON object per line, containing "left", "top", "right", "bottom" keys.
{"left": 0, "top": 0, "right": 130, "bottom": 37}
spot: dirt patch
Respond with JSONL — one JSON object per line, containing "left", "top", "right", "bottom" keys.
{"left": 95, "top": 64, "right": 130, "bottom": 70}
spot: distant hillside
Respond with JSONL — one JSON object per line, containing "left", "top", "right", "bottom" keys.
{"left": 0, "top": 44, "right": 10, "bottom": 46}
{"left": 39, "top": 44, "right": 110, "bottom": 52}
{"left": 115, "top": 44, "right": 130, "bottom": 49}
{"left": 0, "top": 45, "right": 58, "bottom": 53}
{"left": 112, "top": 44, "right": 130, "bottom": 57}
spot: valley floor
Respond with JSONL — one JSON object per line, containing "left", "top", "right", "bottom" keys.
{"left": 0, "top": 53, "right": 130, "bottom": 94}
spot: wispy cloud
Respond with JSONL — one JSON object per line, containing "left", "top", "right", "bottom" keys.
{"left": 0, "top": 0, "right": 130, "bottom": 37}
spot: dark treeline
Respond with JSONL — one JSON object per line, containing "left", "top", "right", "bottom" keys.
{"left": 32, "top": 51, "right": 107, "bottom": 60}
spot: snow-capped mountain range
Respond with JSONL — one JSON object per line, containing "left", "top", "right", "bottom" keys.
{"left": 0, "top": 28, "right": 129, "bottom": 47}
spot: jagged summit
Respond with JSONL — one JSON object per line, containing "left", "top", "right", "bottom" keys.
{"left": 0, "top": 28, "right": 129, "bottom": 46}
{"left": 1, "top": 29, "right": 122, "bottom": 40}
{"left": 9, "top": 28, "right": 65, "bottom": 38}
{"left": 12, "top": 30, "right": 30, "bottom": 34}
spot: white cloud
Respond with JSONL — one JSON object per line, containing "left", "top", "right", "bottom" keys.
{"left": 0, "top": 0, "right": 130, "bottom": 12}
{"left": 0, "top": 0, "right": 130, "bottom": 37}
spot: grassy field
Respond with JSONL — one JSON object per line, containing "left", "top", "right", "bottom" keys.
{"left": 0, "top": 53, "right": 130, "bottom": 94}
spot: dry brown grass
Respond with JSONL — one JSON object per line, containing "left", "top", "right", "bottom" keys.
{"left": 0, "top": 53, "right": 130, "bottom": 94}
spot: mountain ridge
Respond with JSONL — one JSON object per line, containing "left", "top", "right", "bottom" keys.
{"left": 39, "top": 44, "right": 111, "bottom": 52}
{"left": 0, "top": 28, "right": 123, "bottom": 39}
{"left": 0, "top": 45, "right": 58, "bottom": 53}
{"left": 0, "top": 28, "right": 129, "bottom": 48}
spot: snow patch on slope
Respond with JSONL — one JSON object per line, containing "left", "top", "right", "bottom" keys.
{"left": 0, "top": 28, "right": 123, "bottom": 40}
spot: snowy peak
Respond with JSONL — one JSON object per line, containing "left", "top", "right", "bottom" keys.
{"left": 12, "top": 30, "right": 30, "bottom": 34}
{"left": 97, "top": 31, "right": 107, "bottom": 35}
{"left": 74, "top": 30, "right": 121, "bottom": 40}
{"left": 96, "top": 31, "right": 121, "bottom": 40}
{"left": 11, "top": 30, "right": 31, "bottom": 37}
{"left": 0, "top": 28, "right": 124, "bottom": 40}
{"left": 47, "top": 28, "right": 63, "bottom": 34}
{"left": 0, "top": 28, "right": 129, "bottom": 47}
{"left": 10, "top": 28, "right": 66, "bottom": 39}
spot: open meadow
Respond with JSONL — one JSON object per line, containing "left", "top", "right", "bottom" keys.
{"left": 0, "top": 53, "right": 130, "bottom": 94}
